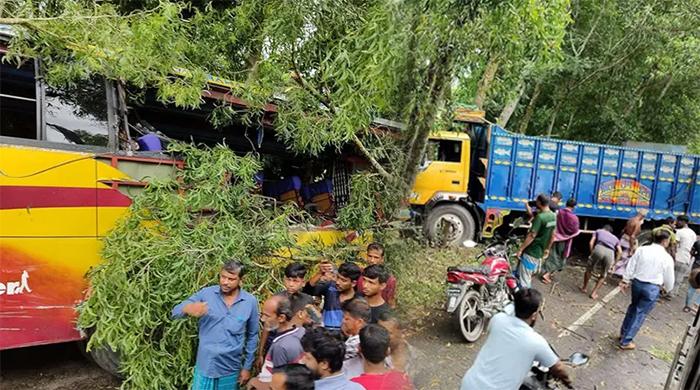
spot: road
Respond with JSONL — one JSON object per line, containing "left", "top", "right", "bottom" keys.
{"left": 0, "top": 264, "right": 693, "bottom": 390}
{"left": 409, "top": 263, "right": 692, "bottom": 389}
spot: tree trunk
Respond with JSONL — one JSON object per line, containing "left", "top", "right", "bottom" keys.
{"left": 517, "top": 80, "right": 541, "bottom": 134}
{"left": 474, "top": 56, "right": 499, "bottom": 110}
{"left": 497, "top": 82, "right": 526, "bottom": 127}
{"left": 401, "top": 47, "right": 454, "bottom": 191}
{"left": 546, "top": 104, "right": 559, "bottom": 137}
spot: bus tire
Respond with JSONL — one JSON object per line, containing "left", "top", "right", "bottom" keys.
{"left": 425, "top": 204, "right": 476, "bottom": 246}
{"left": 79, "top": 338, "right": 123, "bottom": 378}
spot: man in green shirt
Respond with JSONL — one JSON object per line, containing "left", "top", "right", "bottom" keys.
{"left": 516, "top": 194, "right": 557, "bottom": 288}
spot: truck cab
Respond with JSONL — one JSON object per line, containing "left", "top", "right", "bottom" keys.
{"left": 410, "top": 108, "right": 488, "bottom": 246}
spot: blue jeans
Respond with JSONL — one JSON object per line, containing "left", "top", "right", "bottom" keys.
{"left": 620, "top": 279, "right": 660, "bottom": 346}
{"left": 686, "top": 284, "right": 700, "bottom": 307}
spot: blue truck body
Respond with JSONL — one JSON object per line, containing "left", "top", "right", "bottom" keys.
{"left": 480, "top": 126, "right": 700, "bottom": 226}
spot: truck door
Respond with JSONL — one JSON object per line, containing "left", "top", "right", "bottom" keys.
{"left": 411, "top": 137, "right": 469, "bottom": 206}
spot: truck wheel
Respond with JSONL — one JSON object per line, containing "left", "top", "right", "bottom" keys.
{"left": 78, "top": 338, "right": 123, "bottom": 378}
{"left": 425, "top": 204, "right": 476, "bottom": 246}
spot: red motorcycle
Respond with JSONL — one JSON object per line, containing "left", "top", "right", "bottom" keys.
{"left": 446, "top": 235, "right": 520, "bottom": 342}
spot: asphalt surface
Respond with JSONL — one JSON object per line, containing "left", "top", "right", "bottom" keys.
{"left": 0, "top": 264, "right": 693, "bottom": 390}
{"left": 409, "top": 263, "right": 693, "bottom": 390}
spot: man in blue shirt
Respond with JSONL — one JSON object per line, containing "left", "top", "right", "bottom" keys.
{"left": 304, "top": 261, "right": 362, "bottom": 330}
{"left": 172, "top": 260, "right": 260, "bottom": 390}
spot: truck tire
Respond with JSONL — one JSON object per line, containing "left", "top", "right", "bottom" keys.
{"left": 425, "top": 204, "right": 476, "bottom": 246}
{"left": 78, "top": 338, "right": 123, "bottom": 378}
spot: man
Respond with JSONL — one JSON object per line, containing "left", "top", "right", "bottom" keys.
{"left": 301, "top": 327, "right": 364, "bottom": 390}
{"left": 525, "top": 191, "right": 562, "bottom": 220}
{"left": 341, "top": 297, "right": 371, "bottom": 379}
{"left": 171, "top": 260, "right": 259, "bottom": 390}
{"left": 460, "top": 289, "right": 571, "bottom": 390}
{"left": 249, "top": 296, "right": 306, "bottom": 390}
{"left": 356, "top": 243, "right": 398, "bottom": 308}
{"left": 304, "top": 261, "right": 362, "bottom": 330}
{"left": 619, "top": 229, "right": 675, "bottom": 350}
{"left": 361, "top": 265, "right": 393, "bottom": 323}
{"left": 541, "top": 198, "right": 580, "bottom": 284}
{"left": 580, "top": 225, "right": 622, "bottom": 300}
{"left": 270, "top": 364, "right": 315, "bottom": 390}
{"left": 258, "top": 263, "right": 314, "bottom": 370}
{"left": 674, "top": 215, "right": 697, "bottom": 302}
{"left": 377, "top": 312, "right": 414, "bottom": 376}
{"left": 350, "top": 324, "right": 414, "bottom": 390}
{"left": 685, "top": 238, "right": 700, "bottom": 312}
{"left": 653, "top": 217, "right": 678, "bottom": 257}
{"left": 516, "top": 194, "right": 557, "bottom": 288}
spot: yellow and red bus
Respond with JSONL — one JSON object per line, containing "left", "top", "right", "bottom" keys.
{"left": 0, "top": 40, "right": 361, "bottom": 364}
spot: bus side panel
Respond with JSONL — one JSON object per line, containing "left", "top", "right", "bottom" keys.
{"left": 0, "top": 238, "right": 102, "bottom": 349}
{"left": 556, "top": 143, "right": 579, "bottom": 202}
{"left": 652, "top": 154, "right": 677, "bottom": 218}
{"left": 486, "top": 134, "right": 513, "bottom": 202}
{"left": 577, "top": 145, "right": 601, "bottom": 213}
{"left": 511, "top": 138, "right": 535, "bottom": 202}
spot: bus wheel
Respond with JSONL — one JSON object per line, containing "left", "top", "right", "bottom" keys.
{"left": 425, "top": 204, "right": 476, "bottom": 246}
{"left": 78, "top": 338, "right": 123, "bottom": 378}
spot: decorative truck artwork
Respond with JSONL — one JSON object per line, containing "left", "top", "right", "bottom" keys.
{"left": 0, "top": 270, "right": 32, "bottom": 295}
{"left": 597, "top": 179, "right": 651, "bottom": 207}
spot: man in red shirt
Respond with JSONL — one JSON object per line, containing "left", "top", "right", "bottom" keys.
{"left": 350, "top": 324, "right": 413, "bottom": 390}
{"left": 356, "top": 243, "right": 397, "bottom": 308}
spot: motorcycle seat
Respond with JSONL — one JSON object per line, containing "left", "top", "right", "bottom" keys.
{"left": 448, "top": 265, "right": 489, "bottom": 275}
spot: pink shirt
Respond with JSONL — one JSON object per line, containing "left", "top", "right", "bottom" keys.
{"left": 351, "top": 371, "right": 413, "bottom": 390}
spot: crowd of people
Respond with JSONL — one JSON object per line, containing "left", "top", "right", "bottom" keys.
{"left": 460, "top": 192, "right": 700, "bottom": 389}
{"left": 170, "top": 192, "right": 700, "bottom": 390}
{"left": 172, "top": 242, "right": 414, "bottom": 390}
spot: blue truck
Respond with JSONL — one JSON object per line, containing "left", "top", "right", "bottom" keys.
{"left": 410, "top": 112, "right": 700, "bottom": 244}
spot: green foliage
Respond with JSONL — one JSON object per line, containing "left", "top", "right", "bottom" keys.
{"left": 336, "top": 172, "right": 402, "bottom": 230}
{"left": 78, "top": 143, "right": 305, "bottom": 389}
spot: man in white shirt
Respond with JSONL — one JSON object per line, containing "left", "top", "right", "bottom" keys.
{"left": 672, "top": 215, "right": 697, "bottom": 298}
{"left": 460, "top": 288, "right": 571, "bottom": 390}
{"left": 340, "top": 297, "right": 370, "bottom": 379}
{"left": 619, "top": 229, "right": 675, "bottom": 350}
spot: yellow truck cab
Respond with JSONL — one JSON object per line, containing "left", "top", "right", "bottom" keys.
{"left": 409, "top": 108, "right": 488, "bottom": 245}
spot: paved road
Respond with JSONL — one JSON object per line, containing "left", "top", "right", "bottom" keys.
{"left": 409, "top": 264, "right": 693, "bottom": 390}
{"left": 0, "top": 264, "right": 693, "bottom": 390}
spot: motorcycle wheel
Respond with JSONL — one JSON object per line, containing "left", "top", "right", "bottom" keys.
{"left": 458, "top": 289, "right": 485, "bottom": 342}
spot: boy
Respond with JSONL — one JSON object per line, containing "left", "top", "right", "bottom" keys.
{"left": 304, "top": 261, "right": 362, "bottom": 330}
{"left": 361, "top": 265, "right": 392, "bottom": 324}
{"left": 356, "top": 243, "right": 398, "bottom": 308}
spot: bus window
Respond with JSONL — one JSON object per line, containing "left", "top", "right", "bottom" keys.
{"left": 44, "top": 79, "right": 110, "bottom": 147}
{"left": 0, "top": 57, "right": 38, "bottom": 139}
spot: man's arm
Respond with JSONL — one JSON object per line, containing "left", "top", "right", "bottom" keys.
{"left": 549, "top": 361, "right": 572, "bottom": 387}
{"left": 171, "top": 289, "right": 206, "bottom": 319}
{"left": 240, "top": 299, "right": 260, "bottom": 384}
{"left": 589, "top": 234, "right": 597, "bottom": 253}
{"left": 621, "top": 248, "right": 641, "bottom": 289}
{"left": 386, "top": 276, "right": 397, "bottom": 308}
{"left": 524, "top": 200, "right": 535, "bottom": 220}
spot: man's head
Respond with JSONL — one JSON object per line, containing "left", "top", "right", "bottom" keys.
{"left": 514, "top": 288, "right": 542, "bottom": 327}
{"left": 566, "top": 198, "right": 577, "bottom": 209}
{"left": 261, "top": 295, "right": 293, "bottom": 332}
{"left": 377, "top": 311, "right": 403, "bottom": 350}
{"left": 284, "top": 262, "right": 308, "bottom": 294}
{"left": 551, "top": 191, "right": 563, "bottom": 204}
{"left": 536, "top": 193, "right": 551, "bottom": 210}
{"left": 653, "top": 228, "right": 671, "bottom": 248}
{"left": 301, "top": 327, "right": 345, "bottom": 378}
{"left": 270, "top": 363, "right": 315, "bottom": 390}
{"left": 288, "top": 293, "right": 318, "bottom": 328}
{"left": 366, "top": 243, "right": 385, "bottom": 265}
{"left": 219, "top": 260, "right": 244, "bottom": 295}
{"left": 341, "top": 297, "right": 370, "bottom": 336}
{"left": 337, "top": 262, "right": 362, "bottom": 293}
{"left": 602, "top": 224, "right": 613, "bottom": 233}
{"left": 665, "top": 217, "right": 676, "bottom": 228}
{"left": 359, "top": 324, "right": 391, "bottom": 364}
{"left": 677, "top": 215, "right": 690, "bottom": 228}
{"left": 361, "top": 264, "right": 389, "bottom": 298}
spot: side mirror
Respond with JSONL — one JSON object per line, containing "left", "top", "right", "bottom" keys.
{"left": 566, "top": 352, "right": 589, "bottom": 367}
{"left": 418, "top": 159, "right": 432, "bottom": 171}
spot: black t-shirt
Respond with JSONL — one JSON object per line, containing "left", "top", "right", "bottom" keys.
{"left": 692, "top": 241, "right": 700, "bottom": 269}
{"left": 369, "top": 302, "right": 392, "bottom": 324}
